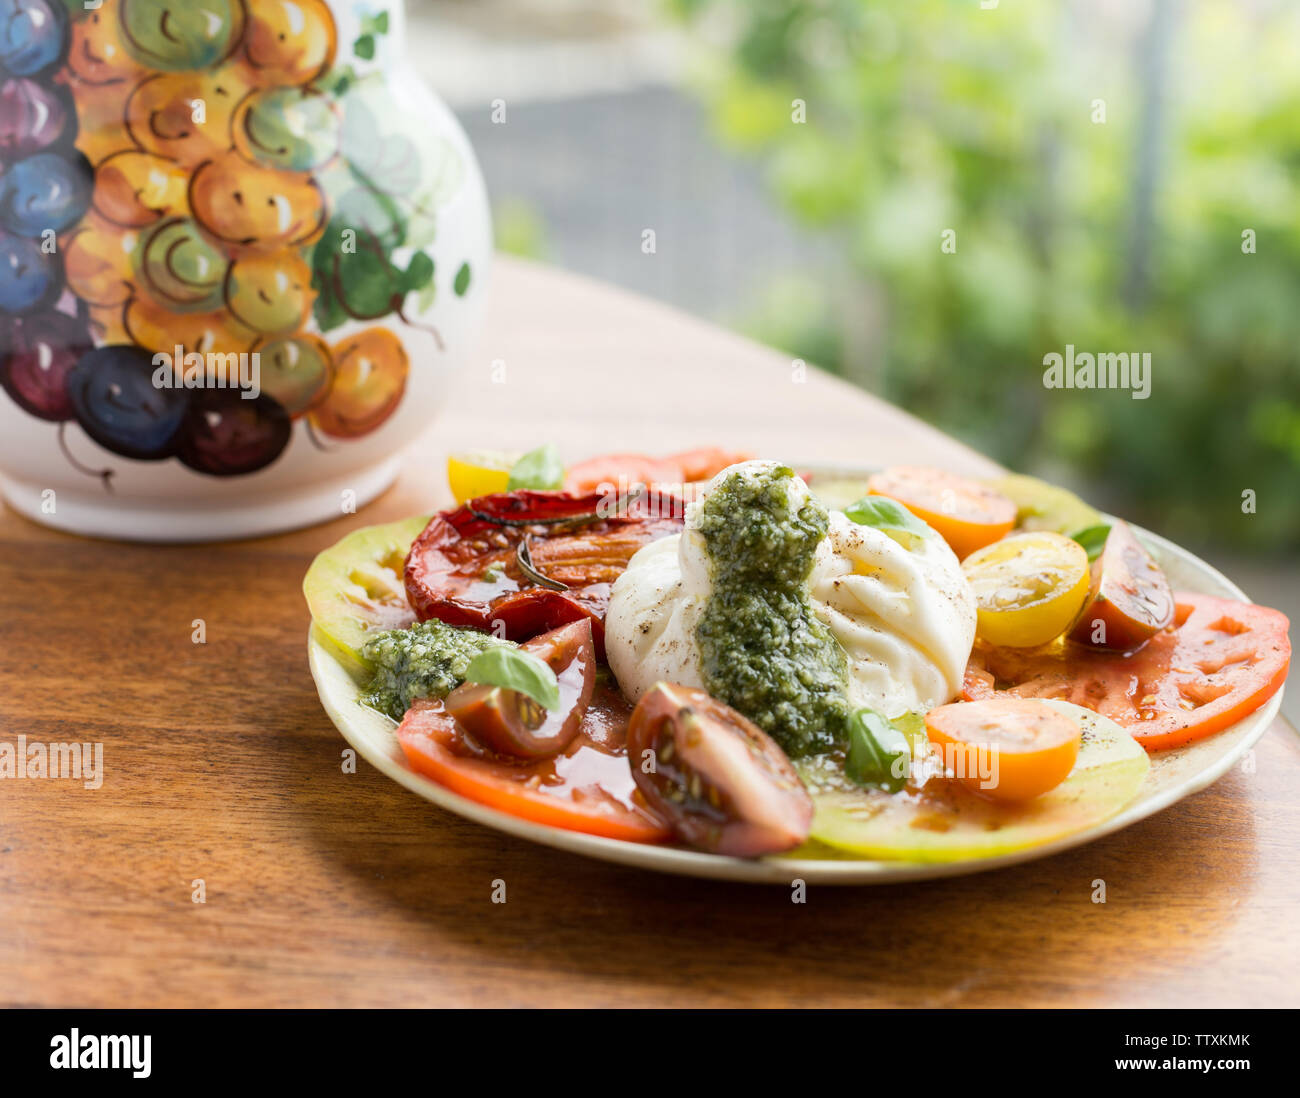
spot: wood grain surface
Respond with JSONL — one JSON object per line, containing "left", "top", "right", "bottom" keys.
{"left": 1, "top": 256, "right": 1295, "bottom": 1008}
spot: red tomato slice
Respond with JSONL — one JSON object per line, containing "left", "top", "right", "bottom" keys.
{"left": 396, "top": 681, "right": 672, "bottom": 843}
{"left": 564, "top": 448, "right": 751, "bottom": 493}
{"left": 665, "top": 447, "right": 752, "bottom": 483}
{"left": 404, "top": 489, "right": 684, "bottom": 655}
{"left": 564, "top": 453, "right": 685, "bottom": 494}
{"left": 965, "top": 592, "right": 1290, "bottom": 750}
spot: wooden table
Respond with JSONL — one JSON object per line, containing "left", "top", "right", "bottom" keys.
{"left": 2, "top": 256, "right": 1296, "bottom": 1008}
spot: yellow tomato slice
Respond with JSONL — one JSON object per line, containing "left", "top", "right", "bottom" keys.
{"left": 961, "top": 531, "right": 1089, "bottom": 647}
{"left": 446, "top": 450, "right": 520, "bottom": 504}
{"left": 925, "top": 698, "right": 1081, "bottom": 802}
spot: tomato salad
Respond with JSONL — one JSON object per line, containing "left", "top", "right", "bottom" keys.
{"left": 304, "top": 448, "right": 1290, "bottom": 863}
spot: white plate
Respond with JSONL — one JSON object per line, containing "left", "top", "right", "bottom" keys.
{"left": 308, "top": 516, "right": 1285, "bottom": 884}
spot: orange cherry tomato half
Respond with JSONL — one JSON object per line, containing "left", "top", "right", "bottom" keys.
{"left": 925, "top": 698, "right": 1081, "bottom": 802}
{"left": 965, "top": 592, "right": 1291, "bottom": 751}
{"left": 444, "top": 620, "right": 596, "bottom": 759}
{"left": 396, "top": 680, "right": 671, "bottom": 843}
{"left": 867, "top": 466, "right": 1016, "bottom": 559}
{"left": 1068, "top": 521, "right": 1174, "bottom": 650}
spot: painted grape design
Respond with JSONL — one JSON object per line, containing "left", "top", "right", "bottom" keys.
{"left": 0, "top": 0, "right": 472, "bottom": 481}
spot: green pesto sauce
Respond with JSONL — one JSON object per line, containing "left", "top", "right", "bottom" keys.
{"left": 695, "top": 465, "right": 849, "bottom": 758}
{"left": 361, "top": 619, "right": 509, "bottom": 721}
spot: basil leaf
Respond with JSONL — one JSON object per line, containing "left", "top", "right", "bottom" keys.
{"left": 844, "top": 709, "right": 911, "bottom": 793}
{"left": 843, "top": 496, "right": 932, "bottom": 541}
{"left": 462, "top": 647, "right": 560, "bottom": 710}
{"left": 508, "top": 443, "right": 564, "bottom": 490}
{"left": 1070, "top": 523, "right": 1111, "bottom": 561}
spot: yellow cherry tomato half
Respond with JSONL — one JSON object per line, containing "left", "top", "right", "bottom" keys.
{"left": 867, "top": 466, "right": 1016, "bottom": 559}
{"left": 925, "top": 698, "right": 1081, "bottom": 802}
{"left": 446, "top": 450, "right": 521, "bottom": 504}
{"left": 961, "top": 531, "right": 1090, "bottom": 647}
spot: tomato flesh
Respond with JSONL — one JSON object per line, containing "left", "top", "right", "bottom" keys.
{"left": 404, "top": 489, "right": 684, "bottom": 655}
{"left": 1069, "top": 521, "right": 1174, "bottom": 650}
{"left": 868, "top": 466, "right": 1016, "bottom": 559}
{"left": 965, "top": 592, "right": 1290, "bottom": 750}
{"left": 396, "top": 681, "right": 672, "bottom": 843}
{"left": 444, "top": 620, "right": 597, "bottom": 759}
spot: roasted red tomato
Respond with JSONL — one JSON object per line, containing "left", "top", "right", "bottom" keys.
{"left": 445, "top": 620, "right": 596, "bottom": 759}
{"left": 965, "top": 593, "right": 1290, "bottom": 751}
{"left": 396, "top": 680, "right": 671, "bottom": 843}
{"left": 404, "top": 489, "right": 684, "bottom": 654}
{"left": 1068, "top": 521, "right": 1174, "bottom": 650}
{"left": 627, "top": 683, "right": 813, "bottom": 857}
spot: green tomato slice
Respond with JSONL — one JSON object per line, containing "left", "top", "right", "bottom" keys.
{"left": 990, "top": 473, "right": 1103, "bottom": 536}
{"left": 302, "top": 514, "right": 431, "bottom": 680}
{"left": 792, "top": 700, "right": 1149, "bottom": 862}
{"left": 807, "top": 477, "right": 875, "bottom": 512}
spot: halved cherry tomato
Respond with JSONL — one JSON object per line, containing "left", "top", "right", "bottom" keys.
{"left": 925, "top": 698, "right": 1081, "bottom": 802}
{"left": 868, "top": 466, "right": 1016, "bottom": 559}
{"left": 404, "top": 489, "right": 684, "bottom": 656}
{"left": 627, "top": 683, "right": 813, "bottom": 857}
{"left": 564, "top": 454, "right": 685, "bottom": 494}
{"left": 445, "top": 620, "right": 596, "bottom": 759}
{"left": 965, "top": 592, "right": 1291, "bottom": 751}
{"left": 396, "top": 679, "right": 671, "bottom": 843}
{"left": 1068, "top": 521, "right": 1174, "bottom": 650}
{"left": 962, "top": 531, "right": 1091, "bottom": 647}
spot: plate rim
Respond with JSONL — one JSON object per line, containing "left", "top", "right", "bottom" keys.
{"left": 307, "top": 492, "right": 1286, "bottom": 884}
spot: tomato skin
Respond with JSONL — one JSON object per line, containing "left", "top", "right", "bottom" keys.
{"left": 925, "top": 698, "right": 1081, "bottom": 802}
{"left": 1068, "top": 521, "right": 1174, "bottom": 650}
{"left": 444, "top": 620, "right": 596, "bottom": 760}
{"left": 404, "top": 489, "right": 684, "bottom": 656}
{"left": 965, "top": 593, "right": 1291, "bottom": 751}
{"left": 627, "top": 683, "right": 813, "bottom": 857}
{"left": 396, "top": 683, "right": 672, "bottom": 843}
{"left": 868, "top": 466, "right": 1016, "bottom": 560}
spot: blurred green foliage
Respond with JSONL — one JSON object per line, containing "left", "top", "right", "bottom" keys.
{"left": 672, "top": 0, "right": 1300, "bottom": 551}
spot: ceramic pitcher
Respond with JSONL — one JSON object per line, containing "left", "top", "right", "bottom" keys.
{"left": 0, "top": 0, "right": 491, "bottom": 539}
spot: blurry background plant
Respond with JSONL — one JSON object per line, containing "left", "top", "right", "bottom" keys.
{"left": 668, "top": 0, "right": 1300, "bottom": 554}
{"left": 413, "top": 0, "right": 1300, "bottom": 565}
